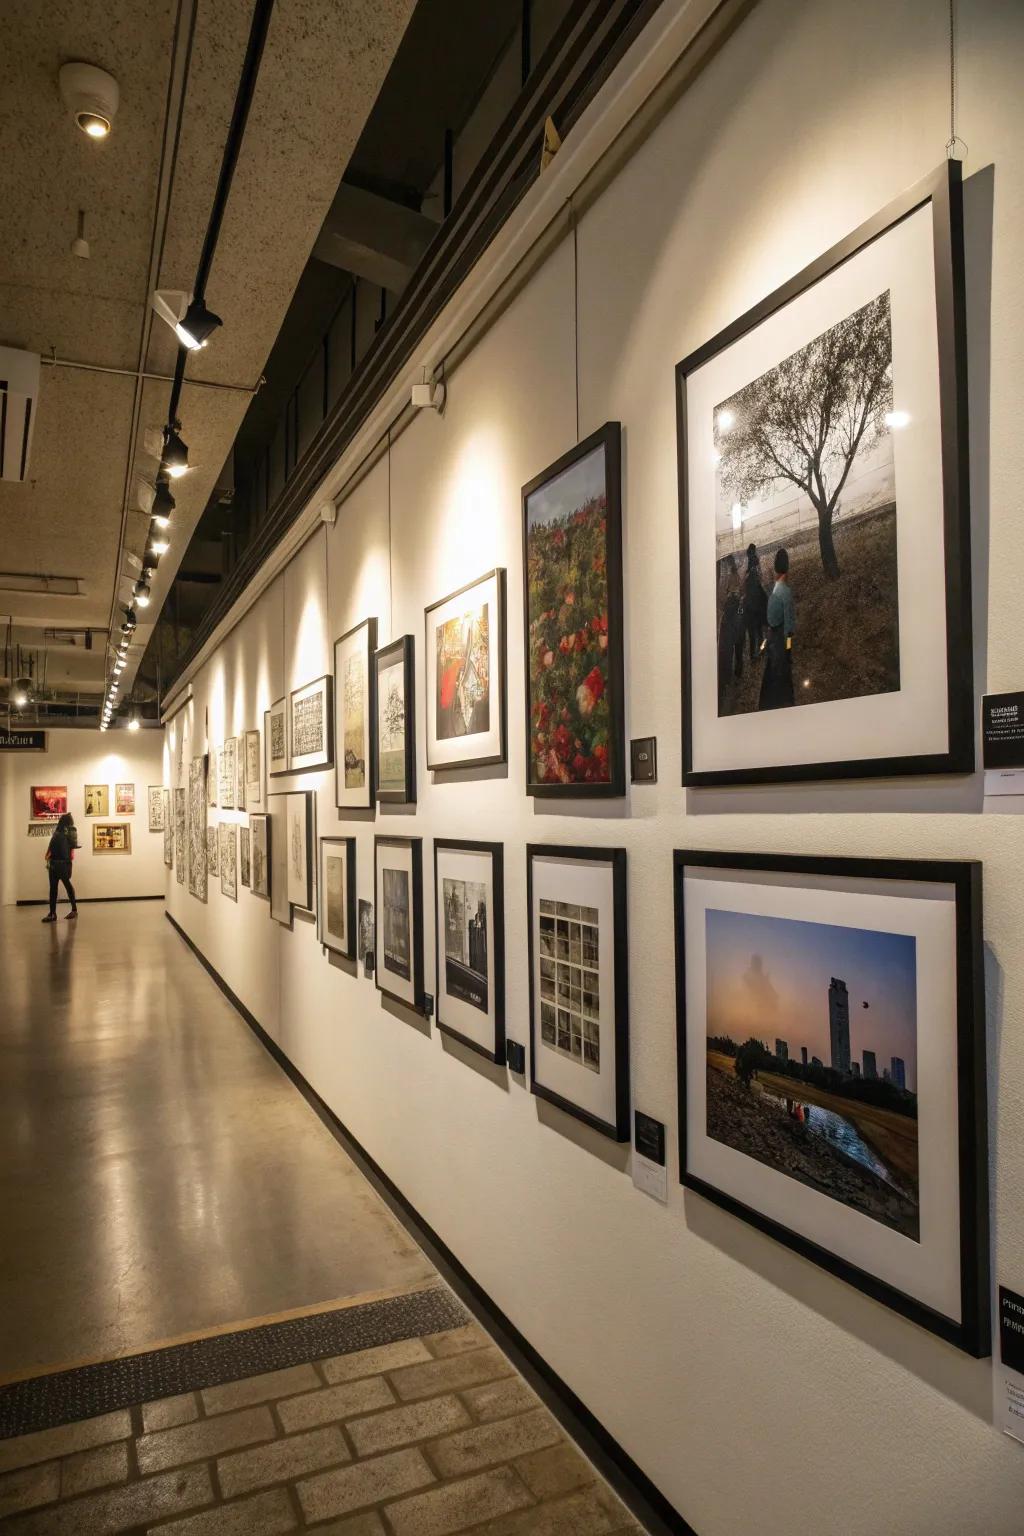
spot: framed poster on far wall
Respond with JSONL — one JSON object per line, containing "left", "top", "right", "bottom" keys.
{"left": 375, "top": 636, "right": 416, "bottom": 804}
{"left": 334, "top": 617, "right": 377, "bottom": 810}
{"left": 93, "top": 822, "right": 131, "bottom": 853}
{"left": 676, "top": 161, "right": 973, "bottom": 786}
{"left": 318, "top": 836, "right": 357, "bottom": 959}
{"left": 147, "top": 785, "right": 165, "bottom": 832}
{"left": 266, "top": 697, "right": 288, "bottom": 780}
{"left": 31, "top": 785, "right": 67, "bottom": 820}
{"left": 674, "top": 850, "right": 988, "bottom": 1356}
{"left": 425, "top": 570, "right": 506, "bottom": 772}
{"left": 374, "top": 835, "right": 425, "bottom": 1012}
{"left": 290, "top": 675, "right": 333, "bottom": 773}
{"left": 115, "top": 782, "right": 135, "bottom": 815}
{"left": 84, "top": 784, "right": 108, "bottom": 817}
{"left": 434, "top": 838, "right": 505, "bottom": 1065}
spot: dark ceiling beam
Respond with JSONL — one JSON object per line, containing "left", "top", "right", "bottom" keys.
{"left": 312, "top": 182, "right": 438, "bottom": 293}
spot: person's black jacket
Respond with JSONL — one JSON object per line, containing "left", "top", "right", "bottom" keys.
{"left": 47, "top": 829, "right": 74, "bottom": 866}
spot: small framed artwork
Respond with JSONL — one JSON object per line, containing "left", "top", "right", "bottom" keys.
{"left": 522, "top": 423, "right": 625, "bottom": 797}
{"left": 375, "top": 636, "right": 416, "bottom": 804}
{"left": 374, "top": 836, "right": 425, "bottom": 1012}
{"left": 84, "top": 784, "right": 108, "bottom": 817}
{"left": 236, "top": 748, "right": 247, "bottom": 811}
{"left": 434, "top": 839, "right": 505, "bottom": 1064}
{"left": 174, "top": 788, "right": 186, "bottom": 885}
{"left": 268, "top": 795, "right": 292, "bottom": 925}
{"left": 219, "top": 740, "right": 236, "bottom": 809}
{"left": 31, "top": 786, "right": 67, "bottom": 820}
{"left": 286, "top": 790, "right": 314, "bottom": 911}
{"left": 358, "top": 899, "right": 374, "bottom": 964}
{"left": 27, "top": 823, "right": 51, "bottom": 838}
{"left": 240, "top": 825, "right": 251, "bottom": 887}
{"left": 207, "top": 751, "right": 217, "bottom": 807}
{"left": 219, "top": 823, "right": 238, "bottom": 900}
{"left": 188, "top": 756, "right": 208, "bottom": 902}
{"left": 676, "top": 161, "right": 973, "bottom": 785}
{"left": 244, "top": 728, "right": 261, "bottom": 806}
{"left": 266, "top": 697, "right": 288, "bottom": 780}
{"left": 289, "top": 675, "right": 333, "bottom": 773}
{"left": 147, "top": 785, "right": 165, "bottom": 832}
{"left": 115, "top": 782, "right": 135, "bottom": 815}
{"left": 250, "top": 814, "right": 270, "bottom": 900}
{"left": 334, "top": 617, "right": 377, "bottom": 810}
{"left": 162, "top": 789, "right": 172, "bottom": 866}
{"left": 207, "top": 824, "right": 218, "bottom": 878}
{"left": 674, "top": 850, "right": 989, "bottom": 1355}
{"left": 318, "top": 836, "right": 357, "bottom": 958}
{"left": 93, "top": 822, "right": 131, "bottom": 853}
{"left": 425, "top": 570, "right": 506, "bottom": 772}
{"left": 527, "top": 844, "right": 630, "bottom": 1140}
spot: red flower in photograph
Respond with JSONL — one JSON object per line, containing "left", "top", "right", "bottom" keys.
{"left": 553, "top": 724, "right": 573, "bottom": 762}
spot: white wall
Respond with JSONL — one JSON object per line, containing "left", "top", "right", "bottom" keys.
{"left": 1, "top": 727, "right": 165, "bottom": 903}
{"left": 164, "top": 0, "right": 1024, "bottom": 1530}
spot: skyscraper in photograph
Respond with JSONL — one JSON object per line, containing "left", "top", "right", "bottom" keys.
{"left": 891, "top": 1056, "right": 906, "bottom": 1089}
{"left": 801, "top": 1046, "right": 808, "bottom": 1066}
{"left": 863, "top": 1050, "right": 877, "bottom": 1080}
{"left": 828, "top": 977, "right": 851, "bottom": 1074}
{"left": 775, "top": 1039, "right": 788, "bottom": 1061}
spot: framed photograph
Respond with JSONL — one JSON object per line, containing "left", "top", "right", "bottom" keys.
{"left": 425, "top": 571, "right": 506, "bottom": 772}
{"left": 219, "top": 823, "right": 238, "bottom": 900}
{"left": 677, "top": 161, "right": 972, "bottom": 786}
{"left": 249, "top": 814, "right": 270, "bottom": 900}
{"left": 240, "top": 825, "right": 251, "bottom": 887}
{"left": 147, "top": 785, "right": 165, "bottom": 832}
{"left": 162, "top": 789, "right": 172, "bottom": 867}
{"left": 374, "top": 836, "right": 425, "bottom": 1012}
{"left": 527, "top": 844, "right": 629, "bottom": 1140}
{"left": 286, "top": 790, "right": 314, "bottom": 911}
{"left": 318, "top": 836, "right": 357, "bottom": 958}
{"left": 218, "top": 740, "right": 236, "bottom": 809}
{"left": 266, "top": 697, "right": 288, "bottom": 780}
{"left": 27, "top": 823, "right": 51, "bottom": 838}
{"left": 174, "top": 788, "right": 186, "bottom": 885}
{"left": 267, "top": 795, "right": 292, "bottom": 925}
{"left": 522, "top": 423, "right": 625, "bottom": 797}
{"left": 358, "top": 899, "right": 374, "bottom": 964}
{"left": 31, "top": 786, "right": 67, "bottom": 820}
{"left": 93, "top": 822, "right": 131, "bottom": 853}
{"left": 207, "top": 751, "right": 217, "bottom": 806}
{"left": 236, "top": 748, "right": 247, "bottom": 810}
{"left": 188, "top": 757, "right": 207, "bottom": 902}
{"left": 289, "top": 675, "right": 333, "bottom": 773}
{"left": 207, "top": 824, "right": 218, "bottom": 878}
{"left": 334, "top": 618, "right": 377, "bottom": 810}
{"left": 375, "top": 636, "right": 415, "bottom": 804}
{"left": 674, "top": 850, "right": 988, "bottom": 1355}
{"left": 434, "top": 839, "right": 505, "bottom": 1063}
{"left": 84, "top": 784, "right": 108, "bottom": 817}
{"left": 244, "top": 728, "right": 261, "bottom": 805}
{"left": 115, "top": 782, "right": 135, "bottom": 815}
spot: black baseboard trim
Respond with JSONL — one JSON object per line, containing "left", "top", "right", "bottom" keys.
{"left": 165, "top": 909, "right": 696, "bottom": 1536}
{"left": 17, "top": 895, "right": 165, "bottom": 906}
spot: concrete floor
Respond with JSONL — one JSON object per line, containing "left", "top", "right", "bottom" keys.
{"left": 0, "top": 902, "right": 435, "bottom": 1382}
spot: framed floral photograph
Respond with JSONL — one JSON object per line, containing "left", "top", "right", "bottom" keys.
{"left": 425, "top": 571, "right": 506, "bottom": 772}
{"left": 266, "top": 697, "right": 288, "bottom": 780}
{"left": 334, "top": 618, "right": 377, "bottom": 810}
{"left": 318, "top": 836, "right": 357, "bottom": 959}
{"left": 375, "top": 636, "right": 416, "bottom": 804}
{"left": 434, "top": 838, "right": 505, "bottom": 1064}
{"left": 374, "top": 835, "right": 425, "bottom": 1012}
{"left": 289, "top": 675, "right": 333, "bottom": 773}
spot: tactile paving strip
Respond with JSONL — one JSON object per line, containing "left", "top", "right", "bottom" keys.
{"left": 0, "top": 1285, "right": 466, "bottom": 1440}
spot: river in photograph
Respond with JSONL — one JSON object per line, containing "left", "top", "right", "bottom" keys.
{"left": 758, "top": 1085, "right": 905, "bottom": 1194}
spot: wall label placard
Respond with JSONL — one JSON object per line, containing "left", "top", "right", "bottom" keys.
{"left": 983, "top": 693, "right": 1024, "bottom": 797}
{"left": 0, "top": 728, "right": 46, "bottom": 751}
{"left": 998, "top": 1286, "right": 1024, "bottom": 1446}
{"left": 633, "top": 1110, "right": 668, "bottom": 1204}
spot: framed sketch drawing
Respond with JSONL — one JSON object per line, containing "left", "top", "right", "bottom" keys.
{"left": 207, "top": 824, "right": 218, "bottom": 879}
{"left": 425, "top": 570, "right": 506, "bottom": 772}
{"left": 289, "top": 675, "right": 333, "bottom": 773}
{"left": 31, "top": 786, "right": 67, "bottom": 820}
{"left": 266, "top": 697, "right": 288, "bottom": 780}
{"left": 162, "top": 789, "right": 172, "bottom": 866}
{"left": 93, "top": 822, "right": 131, "bottom": 853}
{"left": 374, "top": 836, "right": 425, "bottom": 1012}
{"left": 523, "top": 424, "right": 625, "bottom": 797}
{"left": 527, "top": 845, "right": 629, "bottom": 1140}
{"left": 674, "top": 850, "right": 988, "bottom": 1355}
{"left": 207, "top": 752, "right": 216, "bottom": 806}
{"left": 286, "top": 790, "right": 314, "bottom": 911}
{"left": 244, "top": 729, "right": 261, "bottom": 805}
{"left": 434, "top": 839, "right": 505, "bottom": 1064}
{"left": 250, "top": 814, "right": 270, "bottom": 900}
{"left": 115, "top": 783, "right": 135, "bottom": 815}
{"left": 677, "top": 161, "right": 972, "bottom": 785}
{"left": 268, "top": 796, "right": 292, "bottom": 925}
{"left": 334, "top": 618, "right": 377, "bottom": 810}
{"left": 236, "top": 748, "right": 247, "bottom": 810}
{"left": 375, "top": 637, "right": 415, "bottom": 804}
{"left": 147, "top": 785, "right": 165, "bottom": 832}
{"left": 174, "top": 788, "right": 186, "bottom": 884}
{"left": 188, "top": 757, "right": 208, "bottom": 902}
{"left": 358, "top": 899, "right": 374, "bottom": 964}
{"left": 84, "top": 784, "right": 108, "bottom": 817}
{"left": 318, "top": 837, "right": 357, "bottom": 959}
{"left": 240, "top": 825, "right": 251, "bottom": 887}
{"left": 219, "top": 823, "right": 238, "bottom": 900}
{"left": 219, "top": 740, "right": 236, "bottom": 808}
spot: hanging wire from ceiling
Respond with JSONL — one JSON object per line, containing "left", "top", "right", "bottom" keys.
{"left": 945, "top": 0, "right": 967, "bottom": 161}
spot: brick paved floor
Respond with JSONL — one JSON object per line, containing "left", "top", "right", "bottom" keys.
{"left": 0, "top": 1322, "right": 647, "bottom": 1534}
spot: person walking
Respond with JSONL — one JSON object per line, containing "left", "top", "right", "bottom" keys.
{"left": 43, "top": 812, "right": 78, "bottom": 922}
{"left": 758, "top": 547, "right": 796, "bottom": 710}
{"left": 742, "top": 542, "right": 768, "bottom": 662}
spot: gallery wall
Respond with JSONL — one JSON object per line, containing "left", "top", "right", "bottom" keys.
{"left": 164, "top": 0, "right": 1024, "bottom": 1531}
{"left": 1, "top": 727, "right": 166, "bottom": 904}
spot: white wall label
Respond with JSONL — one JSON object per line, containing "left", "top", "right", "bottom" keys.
{"left": 998, "top": 1286, "right": 1024, "bottom": 1446}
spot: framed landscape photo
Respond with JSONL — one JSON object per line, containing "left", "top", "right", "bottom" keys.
{"left": 219, "top": 740, "right": 236, "bottom": 809}
{"left": 174, "top": 788, "right": 186, "bottom": 884}
{"left": 334, "top": 617, "right": 377, "bottom": 810}
{"left": 162, "top": 789, "right": 172, "bottom": 866}
{"left": 522, "top": 424, "right": 625, "bottom": 797}
{"left": 289, "top": 675, "right": 333, "bottom": 773}
{"left": 115, "top": 782, "right": 135, "bottom": 815}
{"left": 31, "top": 785, "right": 67, "bottom": 820}
{"left": 93, "top": 822, "right": 130, "bottom": 853}
{"left": 250, "top": 814, "right": 270, "bottom": 899}
{"left": 268, "top": 796, "right": 291, "bottom": 925}
{"left": 434, "top": 839, "right": 505, "bottom": 1064}
{"left": 527, "top": 844, "right": 629, "bottom": 1140}
{"left": 375, "top": 636, "right": 416, "bottom": 804}
{"left": 425, "top": 570, "right": 506, "bottom": 772}
{"left": 286, "top": 790, "right": 314, "bottom": 911}
{"left": 676, "top": 161, "right": 973, "bottom": 786}
{"left": 374, "top": 836, "right": 425, "bottom": 1012}
{"left": 188, "top": 757, "right": 207, "bottom": 902}
{"left": 245, "top": 728, "right": 261, "bottom": 806}
{"left": 84, "top": 784, "right": 108, "bottom": 817}
{"left": 240, "top": 825, "right": 251, "bottom": 888}
{"left": 266, "top": 697, "right": 288, "bottom": 780}
{"left": 147, "top": 785, "right": 165, "bottom": 832}
{"left": 219, "top": 823, "right": 238, "bottom": 901}
{"left": 318, "top": 836, "right": 357, "bottom": 959}
{"left": 674, "top": 850, "right": 988, "bottom": 1355}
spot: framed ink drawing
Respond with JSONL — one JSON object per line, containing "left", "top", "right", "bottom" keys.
{"left": 147, "top": 785, "right": 165, "bottom": 832}
{"left": 434, "top": 839, "right": 505, "bottom": 1064}
{"left": 674, "top": 850, "right": 988, "bottom": 1355}
{"left": 174, "top": 788, "right": 186, "bottom": 884}
{"left": 374, "top": 836, "right": 425, "bottom": 1012}
{"left": 218, "top": 740, "right": 236, "bottom": 808}
{"left": 236, "top": 747, "right": 247, "bottom": 810}
{"left": 334, "top": 618, "right": 377, "bottom": 810}
{"left": 375, "top": 636, "right": 415, "bottom": 804}
{"left": 268, "top": 796, "right": 291, "bottom": 925}
{"left": 266, "top": 697, "right": 288, "bottom": 780}
{"left": 239, "top": 825, "right": 251, "bottom": 887}
{"left": 219, "top": 823, "right": 238, "bottom": 901}
{"left": 207, "top": 824, "right": 218, "bottom": 879}
{"left": 84, "top": 784, "right": 108, "bottom": 817}
{"left": 188, "top": 756, "right": 207, "bottom": 901}
{"left": 677, "top": 161, "right": 972, "bottom": 785}
{"left": 162, "top": 789, "right": 172, "bottom": 866}
{"left": 207, "top": 751, "right": 217, "bottom": 806}
{"left": 249, "top": 814, "right": 270, "bottom": 899}
{"left": 286, "top": 790, "right": 314, "bottom": 911}
{"left": 244, "top": 728, "right": 261, "bottom": 805}
{"left": 527, "top": 845, "right": 629, "bottom": 1140}
{"left": 425, "top": 571, "right": 506, "bottom": 772}
{"left": 522, "top": 424, "right": 625, "bottom": 797}
{"left": 290, "top": 675, "right": 333, "bottom": 773}
{"left": 318, "top": 836, "right": 356, "bottom": 959}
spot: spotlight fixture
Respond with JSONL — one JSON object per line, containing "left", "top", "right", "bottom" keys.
{"left": 151, "top": 478, "right": 175, "bottom": 526}
{"left": 133, "top": 575, "right": 151, "bottom": 606}
{"left": 11, "top": 678, "right": 33, "bottom": 707}
{"left": 162, "top": 426, "right": 189, "bottom": 476}
{"left": 144, "top": 537, "right": 162, "bottom": 566}
{"left": 59, "top": 62, "right": 119, "bottom": 140}
{"left": 127, "top": 714, "right": 140, "bottom": 732}
{"left": 124, "top": 608, "right": 137, "bottom": 630}
{"left": 150, "top": 533, "right": 170, "bottom": 556}
{"left": 176, "top": 297, "right": 222, "bottom": 351}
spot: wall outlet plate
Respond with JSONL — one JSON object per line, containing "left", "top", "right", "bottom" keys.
{"left": 506, "top": 1039, "right": 526, "bottom": 1074}
{"left": 630, "top": 736, "right": 657, "bottom": 783}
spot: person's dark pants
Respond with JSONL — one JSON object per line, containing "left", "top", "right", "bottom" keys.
{"left": 745, "top": 612, "right": 763, "bottom": 662}
{"left": 758, "top": 626, "right": 794, "bottom": 710}
{"left": 48, "top": 861, "right": 76, "bottom": 915}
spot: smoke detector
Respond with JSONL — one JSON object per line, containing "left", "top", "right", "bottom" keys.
{"left": 59, "top": 62, "right": 120, "bottom": 140}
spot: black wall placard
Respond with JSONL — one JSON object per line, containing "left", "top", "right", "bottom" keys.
{"left": 1000, "top": 1287, "right": 1024, "bottom": 1376}
{"left": 0, "top": 728, "right": 46, "bottom": 751}
{"left": 634, "top": 1110, "right": 665, "bottom": 1166}
{"left": 983, "top": 693, "right": 1024, "bottom": 769}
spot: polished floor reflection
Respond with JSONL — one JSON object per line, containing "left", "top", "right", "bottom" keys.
{"left": 0, "top": 902, "right": 434, "bottom": 1382}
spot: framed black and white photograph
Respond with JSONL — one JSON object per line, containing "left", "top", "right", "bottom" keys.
{"left": 335, "top": 618, "right": 377, "bottom": 810}
{"left": 374, "top": 836, "right": 425, "bottom": 1012}
{"left": 188, "top": 756, "right": 207, "bottom": 902}
{"left": 219, "top": 823, "right": 237, "bottom": 900}
{"left": 286, "top": 790, "right": 314, "bottom": 911}
{"left": 244, "top": 728, "right": 261, "bottom": 805}
{"left": 677, "top": 161, "right": 972, "bottom": 786}
{"left": 674, "top": 850, "right": 988, "bottom": 1355}
{"left": 250, "top": 813, "right": 270, "bottom": 900}
{"left": 527, "top": 845, "right": 629, "bottom": 1140}
{"left": 207, "top": 823, "right": 218, "bottom": 879}
{"left": 434, "top": 839, "right": 505, "bottom": 1063}
{"left": 147, "top": 785, "right": 165, "bottom": 833}
{"left": 218, "top": 739, "right": 236, "bottom": 808}
{"left": 266, "top": 697, "right": 288, "bottom": 780}
{"left": 375, "top": 636, "right": 415, "bottom": 804}
{"left": 289, "top": 674, "right": 333, "bottom": 773}
{"left": 425, "top": 571, "right": 506, "bottom": 772}
{"left": 267, "top": 796, "right": 291, "bottom": 925}
{"left": 239, "top": 824, "right": 251, "bottom": 888}
{"left": 318, "top": 836, "right": 357, "bottom": 959}
{"left": 358, "top": 899, "right": 374, "bottom": 964}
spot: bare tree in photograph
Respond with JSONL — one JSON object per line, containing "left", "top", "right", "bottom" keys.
{"left": 716, "top": 292, "right": 893, "bottom": 579}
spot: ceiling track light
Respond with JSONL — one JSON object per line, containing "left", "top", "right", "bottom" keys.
{"left": 162, "top": 426, "right": 189, "bottom": 476}
{"left": 151, "top": 477, "right": 175, "bottom": 525}
{"left": 175, "top": 297, "right": 222, "bottom": 351}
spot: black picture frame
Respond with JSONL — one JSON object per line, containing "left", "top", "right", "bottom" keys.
{"left": 433, "top": 837, "right": 506, "bottom": 1065}
{"left": 318, "top": 835, "right": 357, "bottom": 959}
{"left": 334, "top": 617, "right": 378, "bottom": 811}
{"left": 526, "top": 843, "right": 630, "bottom": 1140}
{"left": 267, "top": 793, "right": 292, "bottom": 927}
{"left": 374, "top": 835, "right": 425, "bottom": 1012}
{"left": 425, "top": 569, "right": 507, "bottom": 773}
{"left": 286, "top": 790, "right": 315, "bottom": 912}
{"left": 265, "top": 696, "right": 289, "bottom": 781}
{"left": 374, "top": 635, "right": 416, "bottom": 805}
{"left": 676, "top": 161, "right": 973, "bottom": 786}
{"left": 522, "top": 422, "right": 626, "bottom": 798}
{"left": 673, "top": 849, "right": 989, "bottom": 1357}
{"left": 289, "top": 674, "right": 334, "bottom": 773}
{"left": 249, "top": 812, "right": 270, "bottom": 901}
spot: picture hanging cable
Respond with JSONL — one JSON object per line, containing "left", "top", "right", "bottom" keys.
{"left": 570, "top": 195, "right": 580, "bottom": 445}
{"left": 945, "top": 0, "right": 967, "bottom": 160}
{"left": 386, "top": 426, "right": 394, "bottom": 637}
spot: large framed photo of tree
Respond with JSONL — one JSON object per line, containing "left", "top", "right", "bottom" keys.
{"left": 677, "top": 162, "right": 972, "bottom": 785}
{"left": 374, "top": 836, "right": 425, "bottom": 1013}
{"left": 674, "top": 850, "right": 989, "bottom": 1355}
{"left": 375, "top": 636, "right": 416, "bottom": 805}
{"left": 334, "top": 618, "right": 377, "bottom": 810}
{"left": 522, "top": 424, "right": 625, "bottom": 796}
{"left": 434, "top": 839, "right": 505, "bottom": 1064}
